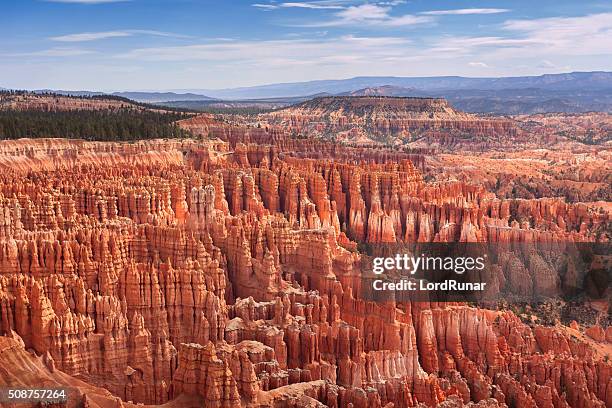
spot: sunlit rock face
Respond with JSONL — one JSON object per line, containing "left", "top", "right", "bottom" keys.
{"left": 258, "top": 96, "right": 521, "bottom": 148}
{"left": 0, "top": 133, "right": 609, "bottom": 408}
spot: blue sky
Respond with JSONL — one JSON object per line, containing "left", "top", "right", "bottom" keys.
{"left": 1, "top": 0, "right": 611, "bottom": 91}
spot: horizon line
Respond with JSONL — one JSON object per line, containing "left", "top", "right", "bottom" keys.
{"left": 1, "top": 70, "right": 609, "bottom": 94}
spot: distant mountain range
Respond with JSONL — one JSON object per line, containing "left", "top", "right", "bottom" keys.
{"left": 189, "top": 71, "right": 612, "bottom": 99}
{"left": 3, "top": 72, "right": 611, "bottom": 114}
{"left": 161, "top": 93, "right": 331, "bottom": 112}
{"left": 112, "top": 92, "right": 216, "bottom": 103}
{"left": 340, "top": 85, "right": 612, "bottom": 115}
{"left": 133, "top": 71, "right": 612, "bottom": 114}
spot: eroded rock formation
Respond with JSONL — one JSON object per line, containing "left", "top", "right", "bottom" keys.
{"left": 0, "top": 136, "right": 609, "bottom": 408}
{"left": 259, "top": 97, "right": 520, "bottom": 148}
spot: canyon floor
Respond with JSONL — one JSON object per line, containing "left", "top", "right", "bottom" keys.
{"left": 0, "top": 96, "right": 610, "bottom": 408}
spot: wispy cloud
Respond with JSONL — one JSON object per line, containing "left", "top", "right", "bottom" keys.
{"left": 252, "top": 3, "right": 280, "bottom": 10}
{"left": 50, "top": 30, "right": 189, "bottom": 42}
{"left": 111, "top": 13, "right": 612, "bottom": 72}
{"left": 50, "top": 31, "right": 131, "bottom": 42}
{"left": 502, "top": 12, "right": 612, "bottom": 56}
{"left": 253, "top": 1, "right": 432, "bottom": 27}
{"left": 422, "top": 8, "right": 510, "bottom": 16}
{"left": 253, "top": 1, "right": 348, "bottom": 10}
{"left": 338, "top": 4, "right": 389, "bottom": 20}
{"left": 4, "top": 47, "right": 95, "bottom": 57}
{"left": 537, "top": 60, "right": 557, "bottom": 69}
{"left": 426, "top": 36, "right": 542, "bottom": 57}
{"left": 294, "top": 4, "right": 433, "bottom": 27}
{"left": 280, "top": 2, "right": 345, "bottom": 9}
{"left": 7, "top": 3, "right": 610, "bottom": 89}
{"left": 381, "top": 14, "right": 433, "bottom": 27}
{"left": 468, "top": 61, "right": 489, "bottom": 68}
{"left": 115, "top": 35, "right": 413, "bottom": 65}
{"left": 422, "top": 12, "right": 612, "bottom": 62}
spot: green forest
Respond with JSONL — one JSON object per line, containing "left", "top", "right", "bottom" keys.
{"left": 0, "top": 109, "right": 195, "bottom": 141}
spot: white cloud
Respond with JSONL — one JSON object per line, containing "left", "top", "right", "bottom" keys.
{"left": 4, "top": 48, "right": 95, "bottom": 57}
{"left": 253, "top": 1, "right": 349, "bottom": 10}
{"left": 280, "top": 2, "right": 345, "bottom": 9}
{"left": 115, "top": 35, "right": 413, "bottom": 65}
{"left": 501, "top": 13, "right": 612, "bottom": 56}
{"left": 50, "top": 30, "right": 189, "bottom": 42}
{"left": 295, "top": 4, "right": 433, "bottom": 27}
{"left": 253, "top": 1, "right": 432, "bottom": 27}
{"left": 535, "top": 60, "right": 571, "bottom": 71}
{"left": 131, "top": 30, "right": 191, "bottom": 38}
{"left": 382, "top": 14, "right": 433, "bottom": 27}
{"left": 338, "top": 4, "right": 389, "bottom": 20}
{"left": 7, "top": 7, "right": 610, "bottom": 89}
{"left": 447, "top": 36, "right": 540, "bottom": 48}
{"left": 428, "top": 36, "right": 542, "bottom": 57}
{"left": 340, "top": 34, "right": 409, "bottom": 46}
{"left": 537, "top": 60, "right": 556, "bottom": 68}
{"left": 252, "top": 3, "right": 279, "bottom": 10}
{"left": 421, "top": 13, "right": 612, "bottom": 64}
{"left": 110, "top": 13, "right": 612, "bottom": 76}
{"left": 468, "top": 62, "right": 489, "bottom": 68}
{"left": 50, "top": 31, "right": 131, "bottom": 42}
{"left": 422, "top": 8, "right": 510, "bottom": 16}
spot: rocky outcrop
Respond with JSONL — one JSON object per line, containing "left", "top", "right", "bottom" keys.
{"left": 260, "top": 97, "right": 521, "bottom": 148}
{"left": 514, "top": 112, "right": 612, "bottom": 145}
{"left": 0, "top": 137, "right": 609, "bottom": 408}
{"left": 0, "top": 333, "right": 205, "bottom": 408}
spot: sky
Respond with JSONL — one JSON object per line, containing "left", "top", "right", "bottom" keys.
{"left": 1, "top": 0, "right": 611, "bottom": 91}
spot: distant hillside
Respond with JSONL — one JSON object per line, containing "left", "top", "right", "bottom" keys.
{"left": 0, "top": 91, "right": 188, "bottom": 113}
{"left": 0, "top": 91, "right": 197, "bottom": 141}
{"left": 191, "top": 71, "right": 612, "bottom": 99}
{"left": 341, "top": 85, "right": 426, "bottom": 97}
{"left": 515, "top": 112, "right": 612, "bottom": 145}
{"left": 0, "top": 91, "right": 146, "bottom": 112}
{"left": 4, "top": 71, "right": 610, "bottom": 114}
{"left": 341, "top": 85, "right": 612, "bottom": 114}
{"left": 159, "top": 93, "right": 332, "bottom": 112}
{"left": 1, "top": 88, "right": 214, "bottom": 104}
{"left": 449, "top": 96, "right": 612, "bottom": 115}
{"left": 111, "top": 92, "right": 215, "bottom": 103}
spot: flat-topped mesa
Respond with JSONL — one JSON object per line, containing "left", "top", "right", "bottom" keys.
{"left": 261, "top": 96, "right": 520, "bottom": 147}
{"left": 297, "top": 96, "right": 455, "bottom": 113}
{"left": 268, "top": 96, "right": 472, "bottom": 125}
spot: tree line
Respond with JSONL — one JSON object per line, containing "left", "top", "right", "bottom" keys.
{"left": 0, "top": 109, "right": 195, "bottom": 141}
